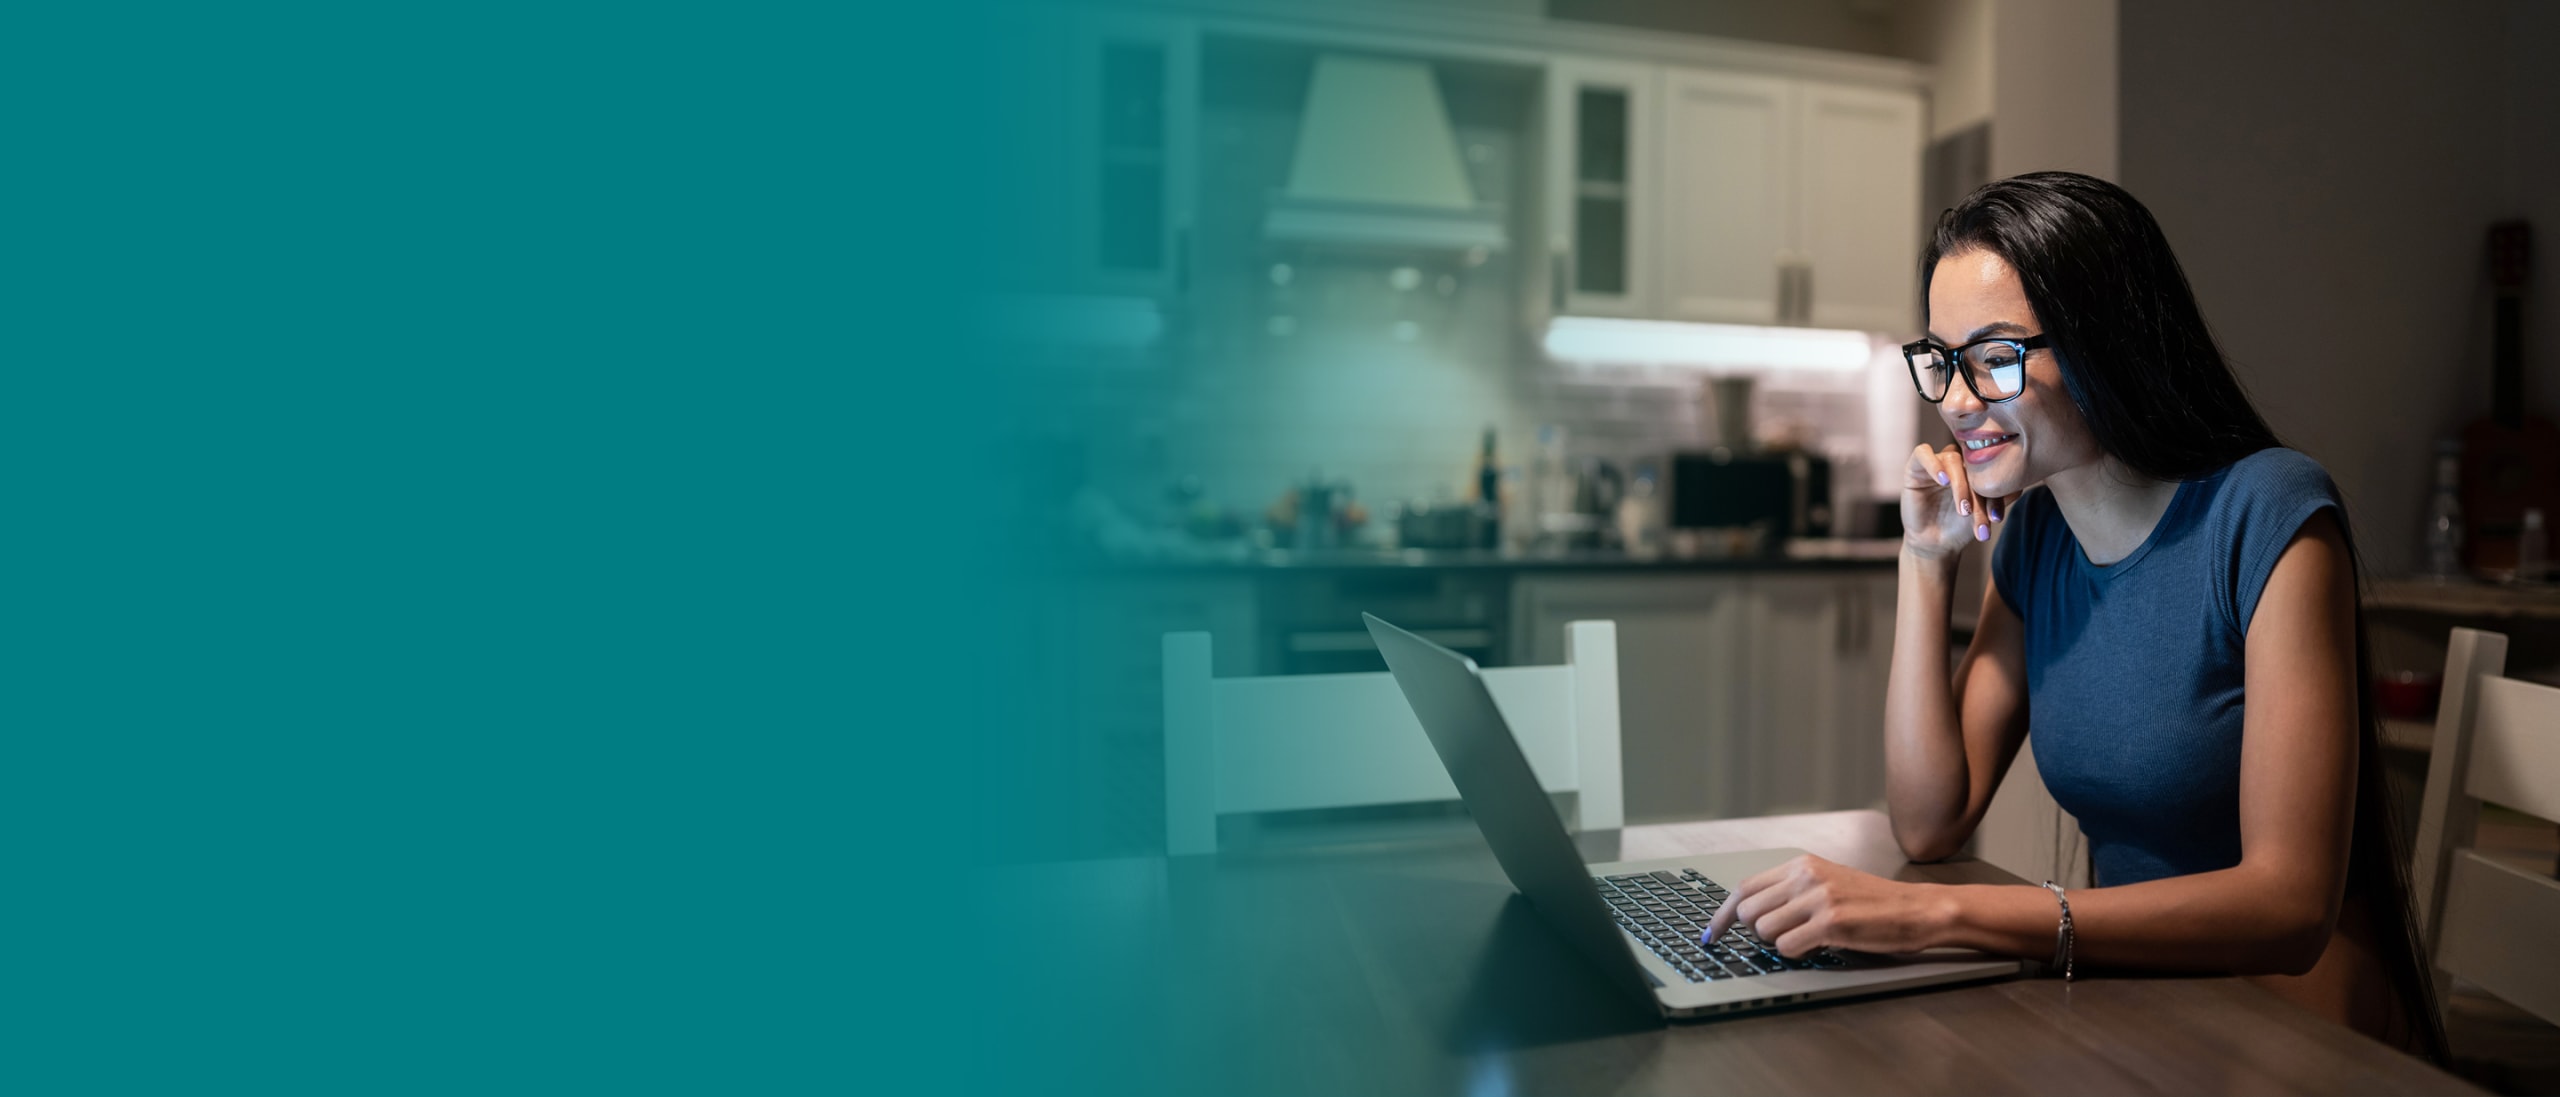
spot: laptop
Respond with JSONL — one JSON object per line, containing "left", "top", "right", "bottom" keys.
{"left": 1363, "top": 612, "right": 2019, "bottom": 1018}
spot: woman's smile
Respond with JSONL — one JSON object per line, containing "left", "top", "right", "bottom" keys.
{"left": 1958, "top": 429, "right": 2019, "bottom": 466}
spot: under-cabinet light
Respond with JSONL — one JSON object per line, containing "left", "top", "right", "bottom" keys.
{"left": 1543, "top": 316, "right": 1873, "bottom": 372}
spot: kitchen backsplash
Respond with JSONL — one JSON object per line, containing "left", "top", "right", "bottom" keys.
{"left": 1021, "top": 315, "right": 1890, "bottom": 541}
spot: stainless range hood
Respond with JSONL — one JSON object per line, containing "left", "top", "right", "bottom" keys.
{"left": 1263, "top": 55, "right": 1509, "bottom": 253}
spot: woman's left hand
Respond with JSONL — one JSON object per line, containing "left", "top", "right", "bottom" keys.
{"left": 1702, "top": 854, "right": 1949, "bottom": 956}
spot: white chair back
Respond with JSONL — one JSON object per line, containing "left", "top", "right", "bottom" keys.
{"left": 2411, "top": 626, "right": 2560, "bottom": 1025}
{"left": 1162, "top": 620, "right": 1623, "bottom": 856}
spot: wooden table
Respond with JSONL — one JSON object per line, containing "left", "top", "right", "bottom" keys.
{"left": 1014, "top": 811, "right": 2478, "bottom": 1096}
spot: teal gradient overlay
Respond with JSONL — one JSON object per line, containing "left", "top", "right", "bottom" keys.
{"left": 9, "top": 0, "right": 1637, "bottom": 1092}
{"left": 963, "top": 2, "right": 1560, "bottom": 1094}
{"left": 10, "top": 2, "right": 992, "bottom": 1092}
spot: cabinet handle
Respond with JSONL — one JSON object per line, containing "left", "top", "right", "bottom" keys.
{"left": 1552, "top": 250, "right": 1570, "bottom": 312}
{"left": 1775, "top": 260, "right": 1793, "bottom": 326}
{"left": 1798, "top": 263, "right": 1814, "bottom": 326}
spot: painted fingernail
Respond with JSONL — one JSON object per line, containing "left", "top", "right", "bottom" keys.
{"left": 1976, "top": 523, "right": 1991, "bottom": 541}
{"left": 1935, "top": 471, "right": 1949, "bottom": 486}
{"left": 1989, "top": 503, "right": 2002, "bottom": 522}
{"left": 1958, "top": 498, "right": 1971, "bottom": 516}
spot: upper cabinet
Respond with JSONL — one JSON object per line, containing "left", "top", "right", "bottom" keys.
{"left": 1073, "top": 15, "right": 1197, "bottom": 299}
{"left": 1658, "top": 67, "right": 1794, "bottom": 325}
{"left": 1009, "top": 3, "right": 1924, "bottom": 335}
{"left": 1547, "top": 59, "right": 1923, "bottom": 333}
{"left": 1793, "top": 82, "right": 1924, "bottom": 332}
{"left": 1545, "top": 58, "right": 1659, "bottom": 319}
{"left": 999, "top": 11, "right": 1197, "bottom": 301}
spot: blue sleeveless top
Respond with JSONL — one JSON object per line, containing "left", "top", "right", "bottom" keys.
{"left": 1989, "top": 448, "right": 2345, "bottom": 886}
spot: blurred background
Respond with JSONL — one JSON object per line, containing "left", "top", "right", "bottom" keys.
{"left": 32, "top": 1, "right": 2537, "bottom": 1090}
{"left": 983, "top": 0, "right": 2560, "bottom": 871}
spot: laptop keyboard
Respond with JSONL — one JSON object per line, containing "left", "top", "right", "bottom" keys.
{"left": 1596, "top": 868, "right": 1848, "bottom": 984}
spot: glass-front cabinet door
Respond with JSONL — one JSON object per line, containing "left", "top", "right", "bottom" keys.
{"left": 1069, "top": 15, "right": 1196, "bottom": 299}
{"left": 1543, "top": 58, "right": 1657, "bottom": 319}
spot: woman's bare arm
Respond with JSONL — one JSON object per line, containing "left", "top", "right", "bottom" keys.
{"left": 1916, "top": 511, "right": 2359, "bottom": 974}
{"left": 1884, "top": 555, "right": 2032, "bottom": 861}
{"left": 1722, "top": 513, "right": 2357, "bottom": 975}
{"left": 1882, "top": 442, "right": 2033, "bottom": 862}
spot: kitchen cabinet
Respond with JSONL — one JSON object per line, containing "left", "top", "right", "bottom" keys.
{"left": 1075, "top": 15, "right": 1196, "bottom": 299}
{"left": 1739, "top": 572, "right": 1894, "bottom": 817}
{"left": 1549, "top": 61, "right": 1923, "bottom": 332}
{"left": 1000, "top": 12, "right": 1197, "bottom": 301}
{"left": 1512, "top": 575, "right": 1749, "bottom": 822}
{"left": 1543, "top": 57, "right": 1661, "bottom": 319}
{"left": 1793, "top": 81, "right": 1926, "bottom": 332}
{"left": 1261, "top": 569, "right": 1504, "bottom": 677}
{"left": 1512, "top": 570, "right": 1894, "bottom": 822}
{"left": 1657, "top": 67, "right": 1794, "bottom": 325}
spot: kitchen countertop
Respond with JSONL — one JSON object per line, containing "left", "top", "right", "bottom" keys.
{"left": 2366, "top": 576, "right": 2560, "bottom": 619}
{"left": 1067, "top": 538, "right": 1905, "bottom": 574}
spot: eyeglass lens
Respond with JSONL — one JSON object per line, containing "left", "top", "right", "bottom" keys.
{"left": 1910, "top": 342, "right": 2027, "bottom": 401}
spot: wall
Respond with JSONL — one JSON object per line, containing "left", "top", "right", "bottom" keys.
{"left": 2509, "top": 0, "right": 2560, "bottom": 422}
{"left": 1897, "top": 0, "right": 1991, "bottom": 138}
{"left": 1894, "top": 0, "right": 2118, "bottom": 184}
{"left": 1987, "top": 0, "right": 2116, "bottom": 180}
{"left": 2121, "top": 0, "right": 2511, "bottom": 578}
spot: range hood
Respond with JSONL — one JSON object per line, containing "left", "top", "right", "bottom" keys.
{"left": 1263, "top": 55, "right": 1509, "bottom": 253}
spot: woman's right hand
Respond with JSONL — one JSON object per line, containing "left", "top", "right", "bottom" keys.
{"left": 1901, "top": 443, "right": 2007, "bottom": 563}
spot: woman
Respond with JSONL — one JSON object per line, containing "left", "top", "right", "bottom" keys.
{"left": 1701, "top": 172, "right": 2443, "bottom": 1058}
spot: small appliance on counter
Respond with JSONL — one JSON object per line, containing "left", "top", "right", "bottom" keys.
{"left": 1667, "top": 449, "right": 1833, "bottom": 551}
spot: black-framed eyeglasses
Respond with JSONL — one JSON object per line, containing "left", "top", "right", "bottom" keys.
{"left": 1902, "top": 334, "right": 2050, "bottom": 403}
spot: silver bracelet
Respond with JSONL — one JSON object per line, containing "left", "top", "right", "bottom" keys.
{"left": 2040, "top": 881, "right": 2075, "bottom": 981}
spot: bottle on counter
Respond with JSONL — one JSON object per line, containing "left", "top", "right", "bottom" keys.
{"left": 2521, "top": 507, "right": 2547, "bottom": 583}
{"left": 1476, "top": 426, "right": 1502, "bottom": 549}
{"left": 1500, "top": 463, "right": 1527, "bottom": 552}
{"left": 1530, "top": 424, "right": 1574, "bottom": 555}
{"left": 1617, "top": 461, "right": 1663, "bottom": 559}
{"left": 2426, "top": 444, "right": 2465, "bottom": 580}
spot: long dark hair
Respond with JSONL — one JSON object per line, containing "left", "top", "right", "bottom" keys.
{"left": 1926, "top": 172, "right": 2448, "bottom": 1063}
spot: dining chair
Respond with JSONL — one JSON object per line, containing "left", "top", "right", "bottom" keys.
{"left": 2410, "top": 626, "right": 2560, "bottom": 1025}
{"left": 1161, "top": 620, "right": 1623, "bottom": 856}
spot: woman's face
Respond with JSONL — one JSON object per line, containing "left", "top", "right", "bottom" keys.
{"left": 1924, "top": 248, "right": 2104, "bottom": 499}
